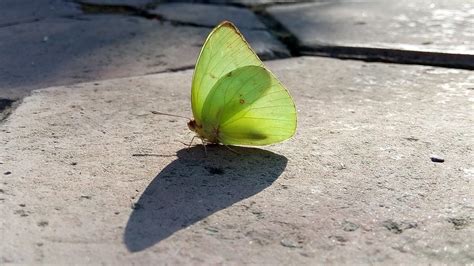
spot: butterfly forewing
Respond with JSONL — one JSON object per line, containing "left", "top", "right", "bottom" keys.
{"left": 191, "top": 21, "right": 263, "bottom": 124}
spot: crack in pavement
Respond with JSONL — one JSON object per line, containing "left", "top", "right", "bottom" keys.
{"left": 253, "top": 7, "right": 301, "bottom": 57}
{"left": 75, "top": 1, "right": 300, "bottom": 59}
{"left": 301, "top": 46, "right": 474, "bottom": 70}
{"left": 2, "top": 0, "right": 472, "bottom": 122}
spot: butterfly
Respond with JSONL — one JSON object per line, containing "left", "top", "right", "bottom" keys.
{"left": 187, "top": 21, "right": 297, "bottom": 147}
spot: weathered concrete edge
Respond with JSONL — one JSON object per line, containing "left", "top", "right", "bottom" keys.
{"left": 77, "top": 1, "right": 265, "bottom": 30}
{"left": 256, "top": 8, "right": 474, "bottom": 70}
{"left": 300, "top": 45, "right": 474, "bottom": 70}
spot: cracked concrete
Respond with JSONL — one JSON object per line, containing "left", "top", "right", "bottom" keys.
{"left": 1, "top": 0, "right": 473, "bottom": 264}
{"left": 1, "top": 57, "right": 473, "bottom": 264}
{"left": 267, "top": 0, "right": 474, "bottom": 68}
{"left": 0, "top": 0, "right": 81, "bottom": 27}
{"left": 75, "top": 0, "right": 155, "bottom": 9}
{"left": 0, "top": 14, "right": 287, "bottom": 100}
{"left": 149, "top": 3, "right": 267, "bottom": 30}
{"left": 0, "top": 1, "right": 294, "bottom": 101}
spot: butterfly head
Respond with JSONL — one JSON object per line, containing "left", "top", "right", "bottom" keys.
{"left": 187, "top": 119, "right": 219, "bottom": 144}
{"left": 187, "top": 119, "right": 198, "bottom": 132}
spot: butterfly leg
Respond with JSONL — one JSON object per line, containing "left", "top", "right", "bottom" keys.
{"left": 200, "top": 138, "right": 208, "bottom": 156}
{"left": 179, "top": 135, "right": 197, "bottom": 147}
{"left": 188, "top": 135, "right": 197, "bottom": 148}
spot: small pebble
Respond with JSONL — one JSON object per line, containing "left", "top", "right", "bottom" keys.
{"left": 280, "top": 239, "right": 302, "bottom": 248}
{"left": 404, "top": 136, "right": 419, "bottom": 141}
{"left": 338, "top": 163, "right": 346, "bottom": 170}
{"left": 37, "top": 221, "right": 49, "bottom": 227}
{"left": 328, "top": 235, "right": 347, "bottom": 243}
{"left": 4, "top": 171, "right": 11, "bottom": 175}
{"left": 430, "top": 155, "right": 445, "bottom": 163}
{"left": 342, "top": 220, "right": 359, "bottom": 232}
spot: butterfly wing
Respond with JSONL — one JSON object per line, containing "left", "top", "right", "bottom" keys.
{"left": 191, "top": 21, "right": 263, "bottom": 125}
{"left": 201, "top": 65, "right": 297, "bottom": 146}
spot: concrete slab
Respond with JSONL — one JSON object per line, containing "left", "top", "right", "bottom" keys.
{"left": 0, "top": 15, "right": 286, "bottom": 100}
{"left": 207, "top": 0, "right": 310, "bottom": 6}
{"left": 74, "top": 0, "right": 154, "bottom": 8}
{"left": 1, "top": 57, "right": 473, "bottom": 264}
{"left": 267, "top": 0, "right": 474, "bottom": 68}
{"left": 0, "top": 0, "right": 82, "bottom": 27}
{"left": 148, "top": 3, "right": 289, "bottom": 59}
{"left": 149, "top": 3, "right": 266, "bottom": 30}
{"left": 0, "top": 16, "right": 203, "bottom": 100}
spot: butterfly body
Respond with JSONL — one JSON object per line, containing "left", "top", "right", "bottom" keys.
{"left": 189, "top": 21, "right": 297, "bottom": 146}
{"left": 187, "top": 119, "right": 219, "bottom": 144}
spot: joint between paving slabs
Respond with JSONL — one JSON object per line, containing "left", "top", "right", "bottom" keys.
{"left": 253, "top": 8, "right": 302, "bottom": 58}
{"left": 75, "top": 1, "right": 301, "bottom": 59}
{"left": 23, "top": 1, "right": 473, "bottom": 72}
{"left": 78, "top": 2, "right": 159, "bottom": 19}
{"left": 77, "top": 2, "right": 234, "bottom": 29}
{"left": 301, "top": 46, "right": 474, "bottom": 70}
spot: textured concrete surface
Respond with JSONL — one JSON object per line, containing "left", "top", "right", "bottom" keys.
{"left": 77, "top": 0, "right": 309, "bottom": 7}
{"left": 0, "top": 15, "right": 287, "bottom": 100}
{"left": 75, "top": 0, "right": 154, "bottom": 8}
{"left": 207, "top": 0, "right": 310, "bottom": 6}
{"left": 0, "top": 16, "right": 203, "bottom": 100}
{"left": 150, "top": 3, "right": 267, "bottom": 29}
{"left": 1, "top": 57, "right": 473, "bottom": 264}
{"left": 0, "top": 0, "right": 81, "bottom": 27}
{"left": 267, "top": 0, "right": 474, "bottom": 67}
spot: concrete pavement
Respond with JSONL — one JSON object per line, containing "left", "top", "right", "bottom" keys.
{"left": 267, "top": 0, "right": 474, "bottom": 68}
{"left": 1, "top": 0, "right": 473, "bottom": 264}
{"left": 1, "top": 57, "right": 473, "bottom": 264}
{"left": 0, "top": 1, "right": 288, "bottom": 99}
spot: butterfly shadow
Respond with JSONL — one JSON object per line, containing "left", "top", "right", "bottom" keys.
{"left": 123, "top": 145, "right": 287, "bottom": 252}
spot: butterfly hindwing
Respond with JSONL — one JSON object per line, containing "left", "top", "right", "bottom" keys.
{"left": 200, "top": 66, "right": 272, "bottom": 134}
{"left": 200, "top": 66, "right": 297, "bottom": 146}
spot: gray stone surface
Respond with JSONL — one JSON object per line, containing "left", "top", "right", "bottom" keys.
{"left": 0, "top": 16, "right": 203, "bottom": 100}
{"left": 150, "top": 3, "right": 266, "bottom": 30}
{"left": 75, "top": 0, "right": 154, "bottom": 8}
{"left": 0, "top": 15, "right": 286, "bottom": 100}
{"left": 240, "top": 29, "right": 290, "bottom": 60}
{"left": 207, "top": 0, "right": 312, "bottom": 6}
{"left": 268, "top": 0, "right": 474, "bottom": 66}
{"left": 0, "top": 0, "right": 81, "bottom": 27}
{"left": 1, "top": 57, "right": 473, "bottom": 264}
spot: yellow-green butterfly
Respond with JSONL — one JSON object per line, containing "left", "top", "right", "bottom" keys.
{"left": 187, "top": 21, "right": 297, "bottom": 146}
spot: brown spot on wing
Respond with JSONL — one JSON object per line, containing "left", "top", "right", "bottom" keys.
{"left": 246, "top": 131, "right": 267, "bottom": 140}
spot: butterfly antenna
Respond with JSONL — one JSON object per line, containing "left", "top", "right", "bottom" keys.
{"left": 150, "top": 111, "right": 190, "bottom": 120}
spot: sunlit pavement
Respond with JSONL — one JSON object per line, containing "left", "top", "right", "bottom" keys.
{"left": 1, "top": 0, "right": 473, "bottom": 264}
